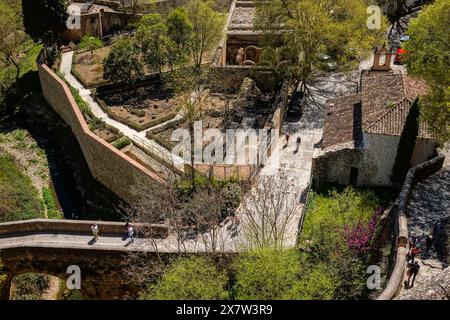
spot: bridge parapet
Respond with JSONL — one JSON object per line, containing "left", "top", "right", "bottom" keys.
{"left": 0, "top": 219, "right": 169, "bottom": 239}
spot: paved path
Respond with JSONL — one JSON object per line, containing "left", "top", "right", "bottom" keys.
{"left": 60, "top": 51, "right": 185, "bottom": 173}
{"left": 396, "top": 167, "right": 450, "bottom": 298}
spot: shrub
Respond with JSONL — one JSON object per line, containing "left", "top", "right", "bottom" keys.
{"left": 11, "top": 273, "right": 50, "bottom": 300}
{"left": 79, "top": 34, "right": 103, "bottom": 52}
{"left": 232, "top": 248, "right": 301, "bottom": 300}
{"left": 142, "top": 257, "right": 228, "bottom": 300}
{"left": 112, "top": 136, "right": 132, "bottom": 150}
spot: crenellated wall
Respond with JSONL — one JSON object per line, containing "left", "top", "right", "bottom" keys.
{"left": 37, "top": 52, "right": 163, "bottom": 203}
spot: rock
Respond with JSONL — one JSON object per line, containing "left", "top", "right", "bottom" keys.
{"left": 396, "top": 267, "right": 450, "bottom": 300}
{"left": 433, "top": 217, "right": 450, "bottom": 264}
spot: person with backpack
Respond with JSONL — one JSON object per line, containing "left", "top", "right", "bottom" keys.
{"left": 406, "top": 261, "right": 420, "bottom": 288}
{"left": 408, "top": 244, "right": 421, "bottom": 263}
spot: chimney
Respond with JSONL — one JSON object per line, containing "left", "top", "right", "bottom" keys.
{"left": 371, "top": 44, "right": 394, "bottom": 72}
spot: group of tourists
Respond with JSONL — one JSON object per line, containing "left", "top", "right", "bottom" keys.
{"left": 90, "top": 223, "right": 135, "bottom": 243}
{"left": 405, "top": 234, "right": 435, "bottom": 288}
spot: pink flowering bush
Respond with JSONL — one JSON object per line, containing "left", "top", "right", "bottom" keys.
{"left": 342, "top": 207, "right": 383, "bottom": 253}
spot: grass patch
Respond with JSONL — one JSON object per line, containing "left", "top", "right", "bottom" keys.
{"left": 0, "top": 151, "right": 42, "bottom": 221}
{"left": 42, "top": 187, "right": 61, "bottom": 219}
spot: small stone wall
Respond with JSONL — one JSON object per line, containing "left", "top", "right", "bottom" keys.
{"left": 0, "top": 219, "right": 168, "bottom": 239}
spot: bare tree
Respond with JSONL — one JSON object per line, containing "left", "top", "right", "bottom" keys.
{"left": 237, "top": 173, "right": 301, "bottom": 251}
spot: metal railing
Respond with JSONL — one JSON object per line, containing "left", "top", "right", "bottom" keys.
{"left": 133, "top": 134, "right": 184, "bottom": 174}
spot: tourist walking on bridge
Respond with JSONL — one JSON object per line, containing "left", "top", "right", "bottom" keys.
{"left": 127, "top": 224, "right": 135, "bottom": 243}
{"left": 91, "top": 224, "right": 99, "bottom": 241}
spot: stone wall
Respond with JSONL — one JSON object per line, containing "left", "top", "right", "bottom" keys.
{"left": 37, "top": 53, "right": 163, "bottom": 203}
{"left": 312, "top": 142, "right": 374, "bottom": 187}
{"left": 0, "top": 219, "right": 168, "bottom": 238}
{"left": 210, "top": 66, "right": 274, "bottom": 93}
{"left": 313, "top": 134, "right": 437, "bottom": 188}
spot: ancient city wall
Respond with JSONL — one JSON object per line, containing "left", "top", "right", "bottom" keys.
{"left": 37, "top": 52, "right": 163, "bottom": 204}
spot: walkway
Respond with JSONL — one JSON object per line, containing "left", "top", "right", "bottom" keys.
{"left": 60, "top": 51, "right": 185, "bottom": 173}
{"left": 396, "top": 167, "right": 450, "bottom": 298}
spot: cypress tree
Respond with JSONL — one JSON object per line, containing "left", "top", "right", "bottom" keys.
{"left": 391, "top": 99, "right": 420, "bottom": 184}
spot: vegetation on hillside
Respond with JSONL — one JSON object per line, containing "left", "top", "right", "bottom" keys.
{"left": 10, "top": 273, "right": 50, "bottom": 300}
{"left": 0, "top": 152, "right": 43, "bottom": 221}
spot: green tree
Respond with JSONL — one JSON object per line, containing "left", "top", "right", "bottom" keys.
{"left": 0, "top": 1, "right": 30, "bottom": 80}
{"left": 255, "top": 0, "right": 384, "bottom": 91}
{"left": 103, "top": 38, "right": 143, "bottom": 83}
{"left": 166, "top": 7, "right": 193, "bottom": 67}
{"left": 78, "top": 34, "right": 103, "bottom": 59}
{"left": 233, "top": 248, "right": 301, "bottom": 300}
{"left": 187, "top": 0, "right": 224, "bottom": 69}
{"left": 22, "top": 0, "right": 67, "bottom": 49}
{"left": 404, "top": 0, "right": 450, "bottom": 143}
{"left": 391, "top": 99, "right": 420, "bottom": 184}
{"left": 142, "top": 257, "right": 228, "bottom": 300}
{"left": 136, "top": 13, "right": 171, "bottom": 73}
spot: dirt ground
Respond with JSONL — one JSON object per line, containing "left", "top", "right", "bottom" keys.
{"left": 99, "top": 83, "right": 180, "bottom": 129}
{"left": 72, "top": 43, "right": 217, "bottom": 88}
{"left": 73, "top": 46, "right": 111, "bottom": 87}
{"left": 149, "top": 93, "right": 237, "bottom": 149}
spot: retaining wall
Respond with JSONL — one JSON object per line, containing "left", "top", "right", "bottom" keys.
{"left": 37, "top": 51, "right": 163, "bottom": 204}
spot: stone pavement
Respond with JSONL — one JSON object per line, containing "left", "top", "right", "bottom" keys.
{"left": 60, "top": 51, "right": 185, "bottom": 173}
{"left": 396, "top": 167, "right": 450, "bottom": 298}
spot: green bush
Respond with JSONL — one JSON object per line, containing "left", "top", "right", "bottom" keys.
{"left": 232, "top": 248, "right": 302, "bottom": 300}
{"left": 112, "top": 136, "right": 132, "bottom": 150}
{"left": 78, "top": 35, "right": 103, "bottom": 51}
{"left": 142, "top": 257, "right": 228, "bottom": 300}
{"left": 11, "top": 273, "right": 50, "bottom": 300}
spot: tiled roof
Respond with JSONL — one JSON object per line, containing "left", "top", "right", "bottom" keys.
{"left": 364, "top": 97, "right": 434, "bottom": 139}
{"left": 322, "top": 69, "right": 431, "bottom": 148}
{"left": 322, "top": 93, "right": 362, "bottom": 148}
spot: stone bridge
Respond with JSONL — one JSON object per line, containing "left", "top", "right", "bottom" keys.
{"left": 0, "top": 219, "right": 171, "bottom": 300}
